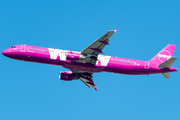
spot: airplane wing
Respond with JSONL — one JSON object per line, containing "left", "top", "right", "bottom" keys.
{"left": 70, "top": 30, "right": 117, "bottom": 90}
{"left": 80, "top": 77, "right": 98, "bottom": 90}
{"left": 80, "top": 29, "right": 117, "bottom": 64}
{"left": 72, "top": 71, "right": 98, "bottom": 90}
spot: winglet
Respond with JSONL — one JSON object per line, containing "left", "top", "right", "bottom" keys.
{"left": 113, "top": 29, "right": 118, "bottom": 33}
{"left": 95, "top": 87, "right": 99, "bottom": 91}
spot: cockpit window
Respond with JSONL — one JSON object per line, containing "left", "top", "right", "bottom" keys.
{"left": 11, "top": 46, "right": 16, "bottom": 48}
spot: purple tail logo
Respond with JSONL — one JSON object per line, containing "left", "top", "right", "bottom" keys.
{"left": 158, "top": 50, "right": 171, "bottom": 62}
{"left": 149, "top": 44, "right": 176, "bottom": 65}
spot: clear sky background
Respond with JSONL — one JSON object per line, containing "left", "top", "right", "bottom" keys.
{"left": 0, "top": 0, "right": 180, "bottom": 120}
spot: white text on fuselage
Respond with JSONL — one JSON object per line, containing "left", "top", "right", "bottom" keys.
{"left": 48, "top": 48, "right": 67, "bottom": 61}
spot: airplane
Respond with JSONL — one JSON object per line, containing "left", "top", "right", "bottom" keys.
{"left": 2, "top": 29, "right": 178, "bottom": 90}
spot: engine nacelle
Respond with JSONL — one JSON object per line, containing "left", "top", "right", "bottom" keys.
{"left": 66, "top": 52, "right": 85, "bottom": 61}
{"left": 59, "top": 71, "right": 74, "bottom": 81}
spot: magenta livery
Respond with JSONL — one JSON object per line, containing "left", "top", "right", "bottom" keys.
{"left": 2, "top": 30, "right": 178, "bottom": 90}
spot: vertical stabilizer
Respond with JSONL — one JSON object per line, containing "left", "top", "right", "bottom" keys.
{"left": 149, "top": 44, "right": 176, "bottom": 65}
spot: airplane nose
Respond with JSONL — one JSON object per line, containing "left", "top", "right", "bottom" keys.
{"left": 2, "top": 50, "right": 6, "bottom": 55}
{"left": 2, "top": 49, "right": 10, "bottom": 57}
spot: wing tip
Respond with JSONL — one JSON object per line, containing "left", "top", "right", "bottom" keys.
{"left": 95, "top": 87, "right": 99, "bottom": 91}
{"left": 113, "top": 29, "right": 118, "bottom": 33}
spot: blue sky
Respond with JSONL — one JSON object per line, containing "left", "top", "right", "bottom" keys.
{"left": 0, "top": 0, "right": 180, "bottom": 120}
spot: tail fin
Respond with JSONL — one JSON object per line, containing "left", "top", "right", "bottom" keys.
{"left": 149, "top": 44, "right": 176, "bottom": 65}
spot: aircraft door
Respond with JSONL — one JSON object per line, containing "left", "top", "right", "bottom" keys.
{"left": 21, "top": 45, "right": 26, "bottom": 52}
{"left": 144, "top": 61, "right": 149, "bottom": 69}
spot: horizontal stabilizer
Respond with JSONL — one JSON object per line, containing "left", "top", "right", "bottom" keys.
{"left": 161, "top": 72, "right": 170, "bottom": 79}
{"left": 158, "top": 57, "right": 177, "bottom": 68}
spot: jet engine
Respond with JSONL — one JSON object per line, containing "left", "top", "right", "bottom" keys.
{"left": 66, "top": 52, "right": 85, "bottom": 61}
{"left": 59, "top": 71, "right": 78, "bottom": 81}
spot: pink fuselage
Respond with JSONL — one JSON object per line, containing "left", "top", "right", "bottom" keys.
{"left": 2, "top": 45, "right": 177, "bottom": 75}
